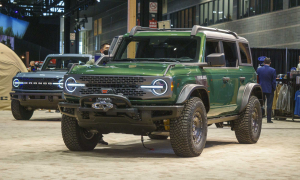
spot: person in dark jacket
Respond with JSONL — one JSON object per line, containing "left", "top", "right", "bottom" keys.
{"left": 257, "top": 57, "right": 277, "bottom": 123}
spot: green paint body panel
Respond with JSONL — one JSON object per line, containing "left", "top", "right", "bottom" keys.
{"left": 66, "top": 31, "right": 257, "bottom": 118}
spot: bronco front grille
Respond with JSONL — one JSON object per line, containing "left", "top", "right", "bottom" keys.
{"left": 80, "top": 88, "right": 145, "bottom": 96}
{"left": 79, "top": 76, "right": 146, "bottom": 84}
{"left": 16, "top": 78, "right": 61, "bottom": 90}
{"left": 79, "top": 76, "right": 147, "bottom": 96}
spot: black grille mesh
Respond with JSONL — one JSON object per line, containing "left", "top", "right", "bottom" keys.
{"left": 79, "top": 76, "right": 146, "bottom": 96}
{"left": 79, "top": 76, "right": 146, "bottom": 84}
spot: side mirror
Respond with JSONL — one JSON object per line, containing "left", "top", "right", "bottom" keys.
{"left": 207, "top": 53, "right": 225, "bottom": 67}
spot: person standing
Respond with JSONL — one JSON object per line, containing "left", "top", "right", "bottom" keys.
{"left": 257, "top": 57, "right": 277, "bottom": 123}
{"left": 297, "top": 56, "right": 300, "bottom": 70}
{"left": 28, "top": 61, "right": 37, "bottom": 72}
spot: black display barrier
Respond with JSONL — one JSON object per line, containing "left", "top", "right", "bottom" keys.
{"left": 251, "top": 48, "right": 300, "bottom": 74}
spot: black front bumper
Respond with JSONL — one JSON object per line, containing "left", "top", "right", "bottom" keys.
{"left": 58, "top": 94, "right": 183, "bottom": 135}
{"left": 10, "top": 92, "right": 64, "bottom": 109}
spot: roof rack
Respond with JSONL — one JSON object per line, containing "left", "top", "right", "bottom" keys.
{"left": 129, "top": 26, "right": 192, "bottom": 37}
{"left": 129, "top": 25, "right": 239, "bottom": 39}
{"left": 191, "top": 25, "right": 239, "bottom": 39}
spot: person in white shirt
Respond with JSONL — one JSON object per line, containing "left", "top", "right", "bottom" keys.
{"left": 297, "top": 56, "right": 300, "bottom": 70}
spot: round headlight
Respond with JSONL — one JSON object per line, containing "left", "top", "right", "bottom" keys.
{"left": 58, "top": 79, "right": 63, "bottom": 89}
{"left": 13, "top": 79, "right": 20, "bottom": 88}
{"left": 151, "top": 79, "right": 168, "bottom": 95}
{"left": 65, "top": 77, "right": 76, "bottom": 92}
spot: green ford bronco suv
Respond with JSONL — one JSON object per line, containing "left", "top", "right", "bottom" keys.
{"left": 58, "top": 26, "right": 263, "bottom": 157}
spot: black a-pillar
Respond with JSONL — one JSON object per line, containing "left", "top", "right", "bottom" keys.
{"left": 137, "top": 0, "right": 162, "bottom": 28}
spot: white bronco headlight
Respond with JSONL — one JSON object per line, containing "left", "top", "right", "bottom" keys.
{"left": 65, "top": 77, "right": 85, "bottom": 92}
{"left": 141, "top": 79, "right": 168, "bottom": 96}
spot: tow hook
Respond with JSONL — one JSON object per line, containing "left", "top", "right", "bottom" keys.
{"left": 92, "top": 98, "right": 113, "bottom": 112}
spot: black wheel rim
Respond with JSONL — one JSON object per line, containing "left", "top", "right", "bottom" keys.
{"left": 251, "top": 108, "right": 259, "bottom": 133}
{"left": 81, "top": 129, "right": 94, "bottom": 140}
{"left": 192, "top": 111, "right": 203, "bottom": 144}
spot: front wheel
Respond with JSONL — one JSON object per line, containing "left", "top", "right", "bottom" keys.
{"left": 61, "top": 113, "right": 100, "bottom": 151}
{"left": 235, "top": 96, "right": 262, "bottom": 144}
{"left": 170, "top": 97, "right": 207, "bottom": 157}
{"left": 11, "top": 99, "right": 34, "bottom": 120}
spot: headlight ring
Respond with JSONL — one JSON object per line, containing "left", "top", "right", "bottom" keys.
{"left": 65, "top": 77, "right": 77, "bottom": 92}
{"left": 13, "top": 79, "right": 20, "bottom": 88}
{"left": 58, "top": 79, "right": 63, "bottom": 89}
{"left": 151, "top": 79, "right": 168, "bottom": 96}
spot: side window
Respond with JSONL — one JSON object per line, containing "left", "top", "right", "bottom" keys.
{"left": 222, "top": 41, "right": 238, "bottom": 67}
{"left": 239, "top": 43, "right": 252, "bottom": 64}
{"left": 205, "top": 41, "right": 219, "bottom": 62}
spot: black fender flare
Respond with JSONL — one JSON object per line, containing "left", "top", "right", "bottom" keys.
{"left": 176, "top": 84, "right": 210, "bottom": 113}
{"left": 237, "top": 83, "right": 263, "bottom": 113}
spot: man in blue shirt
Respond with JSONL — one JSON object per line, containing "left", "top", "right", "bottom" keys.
{"left": 257, "top": 58, "right": 277, "bottom": 123}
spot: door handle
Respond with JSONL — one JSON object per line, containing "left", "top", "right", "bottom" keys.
{"left": 223, "top": 77, "right": 230, "bottom": 83}
{"left": 239, "top": 77, "right": 245, "bottom": 83}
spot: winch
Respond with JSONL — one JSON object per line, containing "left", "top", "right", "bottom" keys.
{"left": 92, "top": 98, "right": 113, "bottom": 112}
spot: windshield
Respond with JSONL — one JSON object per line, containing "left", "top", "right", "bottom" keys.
{"left": 42, "top": 57, "right": 90, "bottom": 70}
{"left": 114, "top": 36, "right": 200, "bottom": 62}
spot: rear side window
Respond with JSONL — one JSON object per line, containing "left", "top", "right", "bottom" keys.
{"left": 205, "top": 41, "right": 219, "bottom": 62}
{"left": 239, "top": 43, "right": 251, "bottom": 64}
{"left": 223, "top": 41, "right": 238, "bottom": 67}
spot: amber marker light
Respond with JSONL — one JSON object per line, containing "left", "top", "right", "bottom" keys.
{"left": 171, "top": 81, "right": 174, "bottom": 91}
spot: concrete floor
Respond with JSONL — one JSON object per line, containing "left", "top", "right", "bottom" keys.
{"left": 0, "top": 110, "right": 300, "bottom": 180}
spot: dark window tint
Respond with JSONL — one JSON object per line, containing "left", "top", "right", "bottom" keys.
{"left": 115, "top": 37, "right": 199, "bottom": 62}
{"left": 239, "top": 43, "right": 252, "bottom": 64}
{"left": 273, "top": 0, "right": 283, "bottom": 11}
{"left": 290, "top": 0, "right": 297, "bottom": 7}
{"left": 205, "top": 41, "right": 220, "bottom": 62}
{"left": 249, "top": 0, "right": 256, "bottom": 16}
{"left": 262, "top": 0, "right": 270, "bottom": 13}
{"left": 223, "top": 41, "right": 238, "bottom": 67}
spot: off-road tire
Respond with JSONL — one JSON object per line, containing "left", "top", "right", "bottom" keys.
{"left": 61, "top": 112, "right": 100, "bottom": 151}
{"left": 148, "top": 134, "right": 168, "bottom": 140}
{"left": 235, "top": 96, "right": 262, "bottom": 144}
{"left": 170, "top": 97, "right": 207, "bottom": 157}
{"left": 11, "top": 99, "right": 34, "bottom": 120}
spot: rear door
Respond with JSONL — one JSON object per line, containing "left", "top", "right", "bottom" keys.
{"left": 202, "top": 39, "right": 232, "bottom": 117}
{"left": 220, "top": 40, "right": 240, "bottom": 114}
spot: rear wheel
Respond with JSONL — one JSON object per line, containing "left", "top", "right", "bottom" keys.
{"left": 61, "top": 112, "right": 100, "bottom": 151}
{"left": 148, "top": 134, "right": 168, "bottom": 140}
{"left": 235, "top": 96, "right": 262, "bottom": 144}
{"left": 170, "top": 97, "right": 207, "bottom": 157}
{"left": 11, "top": 99, "right": 34, "bottom": 120}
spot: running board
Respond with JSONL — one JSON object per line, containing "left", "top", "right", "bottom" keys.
{"left": 207, "top": 115, "right": 239, "bottom": 125}
{"left": 151, "top": 115, "right": 239, "bottom": 135}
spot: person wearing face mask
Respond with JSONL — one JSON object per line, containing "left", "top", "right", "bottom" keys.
{"left": 100, "top": 43, "right": 110, "bottom": 56}
{"left": 86, "top": 43, "right": 111, "bottom": 65}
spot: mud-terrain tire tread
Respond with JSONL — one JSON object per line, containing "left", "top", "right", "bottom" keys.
{"left": 148, "top": 134, "right": 168, "bottom": 140}
{"left": 61, "top": 111, "right": 100, "bottom": 151}
{"left": 11, "top": 99, "right": 34, "bottom": 120}
{"left": 235, "top": 96, "right": 262, "bottom": 144}
{"left": 170, "top": 97, "right": 207, "bottom": 157}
